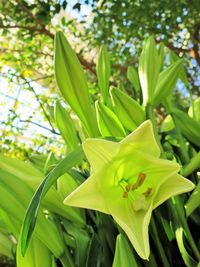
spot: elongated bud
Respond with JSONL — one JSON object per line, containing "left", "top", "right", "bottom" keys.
{"left": 153, "top": 60, "right": 182, "bottom": 106}
{"left": 172, "top": 108, "right": 200, "bottom": 147}
{"left": 127, "top": 66, "right": 141, "bottom": 93}
{"left": 55, "top": 31, "right": 99, "bottom": 137}
{"left": 110, "top": 88, "right": 145, "bottom": 131}
{"left": 138, "top": 36, "right": 160, "bottom": 105}
{"left": 95, "top": 101, "right": 126, "bottom": 137}
{"left": 96, "top": 45, "right": 110, "bottom": 103}
{"left": 54, "top": 100, "right": 79, "bottom": 151}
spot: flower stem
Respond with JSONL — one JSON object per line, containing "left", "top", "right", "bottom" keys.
{"left": 150, "top": 216, "right": 171, "bottom": 267}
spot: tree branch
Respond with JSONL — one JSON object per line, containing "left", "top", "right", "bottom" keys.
{"left": 20, "top": 119, "right": 60, "bottom": 135}
{"left": 0, "top": 24, "right": 40, "bottom": 30}
{"left": 18, "top": 74, "right": 57, "bottom": 133}
{"left": 190, "top": 22, "right": 200, "bottom": 66}
{"left": 15, "top": 0, "right": 54, "bottom": 39}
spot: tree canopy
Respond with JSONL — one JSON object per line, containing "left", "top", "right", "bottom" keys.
{"left": 0, "top": 0, "right": 199, "bottom": 158}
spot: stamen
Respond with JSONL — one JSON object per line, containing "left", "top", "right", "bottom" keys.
{"left": 143, "top": 187, "right": 152, "bottom": 197}
{"left": 137, "top": 173, "right": 146, "bottom": 186}
{"left": 132, "top": 172, "right": 146, "bottom": 190}
{"left": 125, "top": 184, "right": 131, "bottom": 192}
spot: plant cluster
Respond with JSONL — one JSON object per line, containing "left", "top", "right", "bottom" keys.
{"left": 0, "top": 32, "right": 200, "bottom": 267}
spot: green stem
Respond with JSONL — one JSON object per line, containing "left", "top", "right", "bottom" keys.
{"left": 183, "top": 152, "right": 200, "bottom": 177}
{"left": 150, "top": 216, "right": 171, "bottom": 267}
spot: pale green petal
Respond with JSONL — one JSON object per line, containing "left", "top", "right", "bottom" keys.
{"left": 116, "top": 149, "right": 180, "bottom": 188}
{"left": 64, "top": 175, "right": 109, "bottom": 214}
{"left": 121, "top": 120, "right": 160, "bottom": 157}
{"left": 82, "top": 138, "right": 119, "bottom": 171}
{"left": 109, "top": 197, "right": 152, "bottom": 260}
{"left": 153, "top": 174, "right": 195, "bottom": 209}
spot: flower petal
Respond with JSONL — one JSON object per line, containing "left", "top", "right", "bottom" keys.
{"left": 109, "top": 199, "right": 152, "bottom": 259}
{"left": 82, "top": 138, "right": 119, "bottom": 171}
{"left": 121, "top": 120, "right": 160, "bottom": 157}
{"left": 153, "top": 174, "right": 195, "bottom": 209}
{"left": 116, "top": 149, "right": 180, "bottom": 187}
{"left": 64, "top": 175, "right": 109, "bottom": 214}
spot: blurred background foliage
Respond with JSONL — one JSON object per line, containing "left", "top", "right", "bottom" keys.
{"left": 0, "top": 0, "right": 199, "bottom": 160}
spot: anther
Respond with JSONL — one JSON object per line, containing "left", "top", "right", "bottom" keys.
{"left": 143, "top": 187, "right": 152, "bottom": 197}
{"left": 132, "top": 172, "right": 146, "bottom": 190}
{"left": 125, "top": 184, "right": 131, "bottom": 192}
{"left": 137, "top": 173, "right": 146, "bottom": 186}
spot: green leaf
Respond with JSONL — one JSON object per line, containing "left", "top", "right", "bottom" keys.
{"left": 185, "top": 180, "right": 200, "bottom": 217}
{"left": 188, "top": 97, "right": 200, "bottom": 122}
{"left": 0, "top": 169, "right": 66, "bottom": 258}
{"left": 169, "top": 51, "right": 189, "bottom": 87}
{"left": 44, "top": 152, "right": 58, "bottom": 174}
{"left": 96, "top": 45, "right": 110, "bottom": 103}
{"left": 20, "top": 147, "right": 84, "bottom": 256}
{"left": 138, "top": 36, "right": 160, "bottom": 105}
{"left": 54, "top": 100, "right": 79, "bottom": 150}
{"left": 0, "top": 155, "right": 84, "bottom": 224}
{"left": 86, "top": 233, "right": 102, "bottom": 267}
{"left": 158, "top": 42, "right": 165, "bottom": 71}
{"left": 95, "top": 101, "right": 126, "bottom": 137}
{"left": 172, "top": 108, "right": 200, "bottom": 147}
{"left": 29, "top": 155, "right": 47, "bottom": 173}
{"left": 127, "top": 66, "right": 141, "bottom": 93}
{"left": 0, "top": 231, "right": 13, "bottom": 259}
{"left": 55, "top": 31, "right": 99, "bottom": 137}
{"left": 175, "top": 227, "right": 197, "bottom": 267}
{"left": 17, "top": 235, "right": 52, "bottom": 267}
{"left": 110, "top": 88, "right": 145, "bottom": 131}
{"left": 154, "top": 60, "right": 182, "bottom": 106}
{"left": 112, "top": 234, "right": 139, "bottom": 267}
{"left": 160, "top": 115, "right": 175, "bottom": 132}
{"left": 63, "top": 220, "right": 90, "bottom": 267}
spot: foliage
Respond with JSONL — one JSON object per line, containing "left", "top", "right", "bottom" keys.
{"left": 88, "top": 0, "right": 200, "bottom": 94}
{"left": 0, "top": 1, "right": 200, "bottom": 266}
{"left": 0, "top": 0, "right": 200, "bottom": 160}
{"left": 0, "top": 30, "right": 200, "bottom": 267}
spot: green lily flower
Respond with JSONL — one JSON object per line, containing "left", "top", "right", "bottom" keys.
{"left": 64, "top": 121, "right": 194, "bottom": 259}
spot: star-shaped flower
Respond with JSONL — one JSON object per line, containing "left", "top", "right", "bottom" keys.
{"left": 64, "top": 121, "right": 194, "bottom": 259}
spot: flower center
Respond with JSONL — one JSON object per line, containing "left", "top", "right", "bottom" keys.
{"left": 119, "top": 172, "right": 153, "bottom": 211}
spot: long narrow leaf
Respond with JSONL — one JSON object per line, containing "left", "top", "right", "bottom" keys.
{"left": 20, "top": 147, "right": 84, "bottom": 256}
